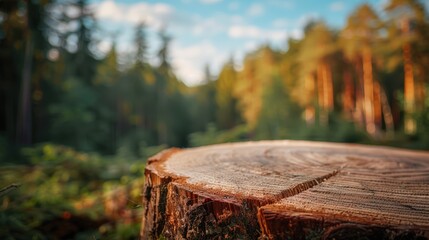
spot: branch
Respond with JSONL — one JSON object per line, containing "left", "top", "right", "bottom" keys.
{"left": 0, "top": 183, "right": 21, "bottom": 198}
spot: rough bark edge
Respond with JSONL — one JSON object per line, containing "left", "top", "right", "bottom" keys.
{"left": 140, "top": 147, "right": 262, "bottom": 239}
{"left": 162, "top": 182, "right": 260, "bottom": 239}
{"left": 140, "top": 148, "right": 181, "bottom": 239}
{"left": 258, "top": 206, "right": 429, "bottom": 240}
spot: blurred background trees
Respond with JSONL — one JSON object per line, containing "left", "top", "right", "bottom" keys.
{"left": 2, "top": 0, "right": 429, "bottom": 155}
{"left": 1, "top": 0, "right": 429, "bottom": 238}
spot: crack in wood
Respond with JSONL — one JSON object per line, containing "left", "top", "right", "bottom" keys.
{"left": 270, "top": 169, "right": 341, "bottom": 204}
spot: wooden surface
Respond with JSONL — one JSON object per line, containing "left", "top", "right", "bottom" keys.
{"left": 140, "top": 140, "right": 429, "bottom": 239}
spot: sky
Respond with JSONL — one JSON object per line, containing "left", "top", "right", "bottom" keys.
{"left": 90, "top": 0, "right": 388, "bottom": 86}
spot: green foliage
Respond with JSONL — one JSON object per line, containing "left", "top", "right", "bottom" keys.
{"left": 189, "top": 81, "right": 217, "bottom": 133}
{"left": 48, "top": 78, "right": 113, "bottom": 152}
{"left": 189, "top": 124, "right": 249, "bottom": 147}
{"left": 0, "top": 144, "right": 146, "bottom": 239}
{"left": 255, "top": 76, "right": 302, "bottom": 139}
{"left": 296, "top": 116, "right": 369, "bottom": 143}
{"left": 412, "top": 85, "right": 429, "bottom": 148}
{"left": 299, "top": 21, "right": 336, "bottom": 74}
{"left": 233, "top": 46, "right": 281, "bottom": 127}
{"left": 116, "top": 130, "right": 167, "bottom": 160}
{"left": 134, "top": 22, "right": 149, "bottom": 66}
{"left": 216, "top": 60, "right": 241, "bottom": 129}
{"left": 104, "top": 222, "right": 141, "bottom": 240}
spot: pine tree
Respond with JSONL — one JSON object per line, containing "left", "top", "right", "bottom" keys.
{"left": 340, "top": 4, "right": 382, "bottom": 135}
{"left": 157, "top": 29, "right": 172, "bottom": 72}
{"left": 385, "top": 0, "right": 429, "bottom": 134}
{"left": 298, "top": 22, "right": 336, "bottom": 126}
{"left": 216, "top": 58, "right": 240, "bottom": 129}
{"left": 234, "top": 46, "right": 278, "bottom": 128}
{"left": 134, "top": 22, "right": 148, "bottom": 67}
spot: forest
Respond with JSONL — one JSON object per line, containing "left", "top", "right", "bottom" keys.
{"left": 1, "top": 0, "right": 429, "bottom": 239}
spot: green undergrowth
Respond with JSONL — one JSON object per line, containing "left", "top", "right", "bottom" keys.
{"left": 0, "top": 143, "right": 153, "bottom": 240}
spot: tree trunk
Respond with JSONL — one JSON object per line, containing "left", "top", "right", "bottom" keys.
{"left": 16, "top": 33, "right": 33, "bottom": 145}
{"left": 140, "top": 141, "right": 429, "bottom": 240}
{"left": 304, "top": 74, "right": 315, "bottom": 125}
{"left": 362, "top": 50, "right": 375, "bottom": 135}
{"left": 317, "top": 64, "right": 327, "bottom": 126}
{"left": 354, "top": 60, "right": 365, "bottom": 128}
{"left": 342, "top": 69, "right": 354, "bottom": 118}
{"left": 373, "top": 81, "right": 382, "bottom": 128}
{"left": 415, "top": 65, "right": 425, "bottom": 111}
{"left": 380, "top": 85, "right": 395, "bottom": 137}
{"left": 402, "top": 19, "right": 416, "bottom": 134}
{"left": 324, "top": 62, "right": 334, "bottom": 111}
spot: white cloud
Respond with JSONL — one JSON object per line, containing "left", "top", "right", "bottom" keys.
{"left": 93, "top": 0, "right": 175, "bottom": 29}
{"left": 171, "top": 42, "right": 227, "bottom": 85}
{"left": 290, "top": 29, "right": 303, "bottom": 39}
{"left": 228, "top": 2, "right": 239, "bottom": 10}
{"left": 229, "top": 25, "right": 261, "bottom": 38}
{"left": 230, "top": 15, "right": 244, "bottom": 24}
{"left": 244, "top": 41, "right": 258, "bottom": 51}
{"left": 228, "top": 25, "right": 287, "bottom": 42}
{"left": 247, "top": 4, "right": 264, "bottom": 16}
{"left": 267, "top": 0, "right": 294, "bottom": 9}
{"left": 330, "top": 1, "right": 344, "bottom": 12}
{"left": 192, "top": 18, "right": 223, "bottom": 36}
{"left": 272, "top": 19, "right": 289, "bottom": 28}
{"left": 190, "top": 13, "right": 244, "bottom": 37}
{"left": 200, "top": 0, "right": 222, "bottom": 4}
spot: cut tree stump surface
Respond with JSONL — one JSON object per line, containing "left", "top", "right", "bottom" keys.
{"left": 140, "top": 141, "right": 429, "bottom": 239}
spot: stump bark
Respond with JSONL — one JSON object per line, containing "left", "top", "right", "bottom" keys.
{"left": 140, "top": 140, "right": 429, "bottom": 240}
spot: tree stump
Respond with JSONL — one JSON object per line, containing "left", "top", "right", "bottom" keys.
{"left": 140, "top": 141, "right": 429, "bottom": 240}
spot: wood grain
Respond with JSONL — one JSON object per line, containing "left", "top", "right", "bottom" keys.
{"left": 140, "top": 140, "right": 429, "bottom": 239}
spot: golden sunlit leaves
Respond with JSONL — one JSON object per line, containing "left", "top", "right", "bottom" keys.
{"left": 233, "top": 47, "right": 279, "bottom": 128}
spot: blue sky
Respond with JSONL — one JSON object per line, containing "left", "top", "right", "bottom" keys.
{"left": 90, "top": 0, "right": 386, "bottom": 85}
